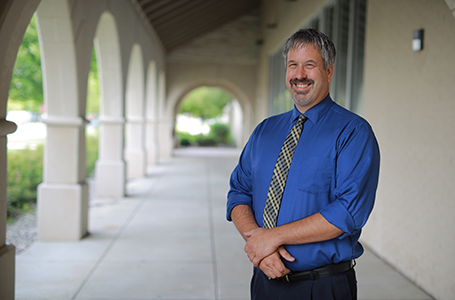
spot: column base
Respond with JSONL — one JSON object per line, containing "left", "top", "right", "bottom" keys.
{"left": 125, "top": 148, "right": 146, "bottom": 179}
{"left": 0, "top": 245, "right": 15, "bottom": 300}
{"left": 95, "top": 160, "right": 125, "bottom": 197}
{"left": 37, "top": 182, "right": 89, "bottom": 241}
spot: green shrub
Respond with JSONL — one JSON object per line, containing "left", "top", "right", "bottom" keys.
{"left": 208, "top": 123, "right": 233, "bottom": 145}
{"left": 196, "top": 136, "right": 216, "bottom": 146}
{"left": 177, "top": 131, "right": 198, "bottom": 147}
{"left": 177, "top": 123, "right": 233, "bottom": 147}
{"left": 180, "top": 138, "right": 191, "bottom": 147}
{"left": 7, "top": 145, "right": 43, "bottom": 219}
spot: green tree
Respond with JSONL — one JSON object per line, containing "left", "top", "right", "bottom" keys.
{"left": 85, "top": 47, "right": 100, "bottom": 178}
{"left": 86, "top": 48, "right": 100, "bottom": 114}
{"left": 8, "top": 16, "right": 43, "bottom": 113}
{"left": 178, "top": 87, "right": 232, "bottom": 120}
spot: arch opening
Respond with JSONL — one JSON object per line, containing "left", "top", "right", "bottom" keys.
{"left": 85, "top": 45, "right": 100, "bottom": 181}
{"left": 5, "top": 15, "right": 43, "bottom": 251}
{"left": 174, "top": 86, "right": 243, "bottom": 149}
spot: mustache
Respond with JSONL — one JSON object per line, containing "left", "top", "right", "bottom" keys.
{"left": 290, "top": 78, "right": 314, "bottom": 85}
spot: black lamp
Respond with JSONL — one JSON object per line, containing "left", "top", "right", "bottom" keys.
{"left": 412, "top": 29, "right": 424, "bottom": 51}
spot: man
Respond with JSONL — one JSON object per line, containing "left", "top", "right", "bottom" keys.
{"left": 226, "top": 29, "right": 380, "bottom": 300}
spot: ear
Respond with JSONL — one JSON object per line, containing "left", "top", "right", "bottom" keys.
{"left": 326, "top": 65, "right": 334, "bottom": 83}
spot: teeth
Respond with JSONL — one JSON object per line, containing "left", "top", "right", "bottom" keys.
{"left": 296, "top": 84, "right": 308, "bottom": 88}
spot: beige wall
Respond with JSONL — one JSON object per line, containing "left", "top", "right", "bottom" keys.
{"left": 255, "top": 0, "right": 330, "bottom": 124}
{"left": 361, "top": 1, "right": 455, "bottom": 299}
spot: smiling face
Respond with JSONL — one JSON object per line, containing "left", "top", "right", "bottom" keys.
{"left": 285, "top": 44, "right": 334, "bottom": 114}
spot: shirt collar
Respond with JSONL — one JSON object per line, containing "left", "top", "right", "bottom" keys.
{"left": 292, "top": 94, "right": 333, "bottom": 124}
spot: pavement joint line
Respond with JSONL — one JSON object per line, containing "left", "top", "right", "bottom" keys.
{"left": 206, "top": 157, "right": 220, "bottom": 300}
{"left": 70, "top": 166, "right": 167, "bottom": 300}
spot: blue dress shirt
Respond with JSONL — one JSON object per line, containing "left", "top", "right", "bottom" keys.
{"left": 227, "top": 94, "right": 380, "bottom": 271}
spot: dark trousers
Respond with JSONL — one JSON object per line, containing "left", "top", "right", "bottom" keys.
{"left": 251, "top": 267, "right": 357, "bottom": 300}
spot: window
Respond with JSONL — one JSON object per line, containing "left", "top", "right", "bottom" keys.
{"left": 268, "top": 0, "right": 367, "bottom": 115}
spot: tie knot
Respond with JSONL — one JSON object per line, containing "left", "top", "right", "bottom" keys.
{"left": 298, "top": 114, "right": 307, "bottom": 124}
{"left": 296, "top": 114, "right": 308, "bottom": 126}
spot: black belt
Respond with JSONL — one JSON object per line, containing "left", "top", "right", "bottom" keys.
{"left": 276, "top": 260, "right": 355, "bottom": 282}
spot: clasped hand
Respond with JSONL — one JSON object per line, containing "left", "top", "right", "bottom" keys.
{"left": 244, "top": 228, "right": 295, "bottom": 278}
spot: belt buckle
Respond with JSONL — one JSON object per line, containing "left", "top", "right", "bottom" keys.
{"left": 285, "top": 274, "right": 290, "bottom": 282}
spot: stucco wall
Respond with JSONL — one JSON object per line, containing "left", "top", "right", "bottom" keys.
{"left": 255, "top": 0, "right": 330, "bottom": 124}
{"left": 361, "top": 1, "right": 455, "bottom": 299}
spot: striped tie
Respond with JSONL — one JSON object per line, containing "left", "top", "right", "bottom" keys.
{"left": 263, "top": 114, "right": 307, "bottom": 229}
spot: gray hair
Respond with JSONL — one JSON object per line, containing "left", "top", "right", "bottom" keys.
{"left": 283, "top": 29, "right": 336, "bottom": 70}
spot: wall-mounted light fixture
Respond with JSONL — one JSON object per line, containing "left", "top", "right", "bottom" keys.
{"left": 256, "top": 38, "right": 264, "bottom": 46}
{"left": 412, "top": 29, "right": 424, "bottom": 51}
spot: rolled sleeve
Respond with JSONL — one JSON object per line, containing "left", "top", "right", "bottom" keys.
{"left": 226, "top": 141, "right": 254, "bottom": 221}
{"left": 320, "top": 200, "right": 356, "bottom": 238}
{"left": 321, "top": 121, "right": 380, "bottom": 238}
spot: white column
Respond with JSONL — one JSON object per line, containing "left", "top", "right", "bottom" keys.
{"left": 158, "top": 117, "right": 174, "bottom": 158}
{"left": 37, "top": 116, "right": 89, "bottom": 241}
{"left": 0, "top": 119, "right": 17, "bottom": 300}
{"left": 145, "top": 61, "right": 158, "bottom": 167}
{"left": 157, "top": 71, "right": 173, "bottom": 158}
{"left": 145, "top": 117, "right": 159, "bottom": 166}
{"left": 95, "top": 116, "right": 126, "bottom": 197}
{"left": 124, "top": 116, "right": 146, "bottom": 178}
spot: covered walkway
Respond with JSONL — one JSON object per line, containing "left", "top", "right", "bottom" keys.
{"left": 15, "top": 148, "right": 432, "bottom": 300}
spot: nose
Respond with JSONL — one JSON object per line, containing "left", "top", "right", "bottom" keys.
{"left": 294, "top": 65, "right": 307, "bottom": 80}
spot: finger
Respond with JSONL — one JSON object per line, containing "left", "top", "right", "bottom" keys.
{"left": 278, "top": 246, "right": 295, "bottom": 262}
{"left": 260, "top": 261, "right": 280, "bottom": 279}
{"left": 252, "top": 255, "right": 261, "bottom": 267}
{"left": 260, "top": 253, "right": 289, "bottom": 279}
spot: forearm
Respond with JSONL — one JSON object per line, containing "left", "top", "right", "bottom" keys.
{"left": 244, "top": 212, "right": 341, "bottom": 267}
{"left": 273, "top": 212, "right": 344, "bottom": 246}
{"left": 230, "top": 204, "right": 259, "bottom": 241}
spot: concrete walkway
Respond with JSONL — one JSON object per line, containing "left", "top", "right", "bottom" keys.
{"left": 15, "top": 147, "right": 433, "bottom": 300}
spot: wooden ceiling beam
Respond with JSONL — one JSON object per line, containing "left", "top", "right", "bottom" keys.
{"left": 164, "top": 3, "right": 259, "bottom": 51}
{"left": 141, "top": 0, "right": 174, "bottom": 15}
{"left": 151, "top": 0, "right": 218, "bottom": 30}
{"left": 155, "top": 0, "right": 244, "bottom": 34}
{"left": 146, "top": 0, "right": 198, "bottom": 23}
{"left": 137, "top": 0, "right": 260, "bottom": 51}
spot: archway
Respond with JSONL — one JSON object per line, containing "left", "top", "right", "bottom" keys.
{"left": 174, "top": 86, "right": 243, "bottom": 149}
{"left": 168, "top": 79, "right": 252, "bottom": 151}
